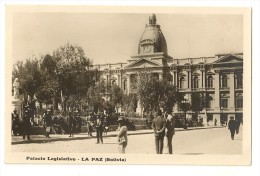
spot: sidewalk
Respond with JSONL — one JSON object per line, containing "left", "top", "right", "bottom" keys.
{"left": 12, "top": 126, "right": 224, "bottom": 145}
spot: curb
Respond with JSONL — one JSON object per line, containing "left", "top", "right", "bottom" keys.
{"left": 11, "top": 126, "right": 224, "bottom": 145}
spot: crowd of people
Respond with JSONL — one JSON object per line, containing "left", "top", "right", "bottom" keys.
{"left": 11, "top": 105, "right": 242, "bottom": 154}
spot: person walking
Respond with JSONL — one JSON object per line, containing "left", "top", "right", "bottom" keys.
{"left": 152, "top": 109, "right": 166, "bottom": 154}
{"left": 235, "top": 118, "right": 241, "bottom": 134}
{"left": 228, "top": 116, "right": 236, "bottom": 140}
{"left": 22, "top": 105, "right": 32, "bottom": 140}
{"left": 95, "top": 113, "right": 103, "bottom": 144}
{"left": 117, "top": 116, "right": 128, "bottom": 154}
{"left": 44, "top": 109, "right": 52, "bottom": 138}
{"left": 12, "top": 109, "right": 20, "bottom": 136}
{"left": 68, "top": 111, "right": 76, "bottom": 138}
{"left": 166, "top": 110, "right": 175, "bottom": 154}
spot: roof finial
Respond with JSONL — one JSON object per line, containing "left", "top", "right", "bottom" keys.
{"left": 149, "top": 13, "right": 157, "bottom": 25}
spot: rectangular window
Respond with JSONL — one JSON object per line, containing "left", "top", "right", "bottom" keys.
{"left": 221, "top": 99, "right": 228, "bottom": 108}
{"left": 236, "top": 99, "right": 243, "bottom": 108}
{"left": 236, "top": 75, "right": 243, "bottom": 88}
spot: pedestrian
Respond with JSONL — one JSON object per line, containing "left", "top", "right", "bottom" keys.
{"left": 22, "top": 105, "right": 32, "bottom": 140}
{"left": 117, "top": 116, "right": 128, "bottom": 154}
{"left": 95, "top": 113, "right": 103, "bottom": 144}
{"left": 166, "top": 110, "right": 175, "bottom": 154}
{"left": 152, "top": 109, "right": 166, "bottom": 154}
{"left": 214, "top": 118, "right": 217, "bottom": 126}
{"left": 228, "top": 116, "right": 236, "bottom": 140}
{"left": 44, "top": 109, "right": 52, "bottom": 138}
{"left": 103, "top": 116, "right": 109, "bottom": 136}
{"left": 75, "top": 109, "right": 82, "bottom": 133}
{"left": 12, "top": 109, "right": 20, "bottom": 136}
{"left": 68, "top": 111, "right": 76, "bottom": 138}
{"left": 235, "top": 118, "right": 240, "bottom": 134}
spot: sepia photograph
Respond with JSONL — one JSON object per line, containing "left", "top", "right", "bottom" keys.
{"left": 4, "top": 5, "right": 251, "bottom": 165}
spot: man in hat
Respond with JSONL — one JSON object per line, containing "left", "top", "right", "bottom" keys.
{"left": 95, "top": 113, "right": 103, "bottom": 144}
{"left": 44, "top": 109, "right": 52, "bottom": 138}
{"left": 117, "top": 116, "right": 128, "bottom": 154}
{"left": 228, "top": 116, "right": 237, "bottom": 140}
{"left": 152, "top": 109, "right": 166, "bottom": 154}
{"left": 12, "top": 109, "right": 20, "bottom": 136}
{"left": 165, "top": 110, "right": 175, "bottom": 154}
{"left": 68, "top": 110, "right": 77, "bottom": 137}
{"left": 22, "top": 105, "right": 32, "bottom": 140}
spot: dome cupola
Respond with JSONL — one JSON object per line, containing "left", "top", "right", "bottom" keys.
{"left": 138, "top": 14, "right": 168, "bottom": 55}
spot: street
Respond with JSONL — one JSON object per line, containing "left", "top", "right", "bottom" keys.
{"left": 12, "top": 127, "right": 243, "bottom": 155}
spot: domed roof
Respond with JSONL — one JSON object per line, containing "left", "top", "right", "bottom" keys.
{"left": 138, "top": 14, "right": 168, "bottom": 55}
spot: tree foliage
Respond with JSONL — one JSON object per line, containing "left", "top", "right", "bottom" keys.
{"left": 136, "top": 70, "right": 179, "bottom": 114}
{"left": 110, "top": 84, "right": 123, "bottom": 112}
{"left": 122, "top": 93, "right": 138, "bottom": 115}
{"left": 190, "top": 92, "right": 206, "bottom": 117}
{"left": 87, "top": 81, "right": 106, "bottom": 113}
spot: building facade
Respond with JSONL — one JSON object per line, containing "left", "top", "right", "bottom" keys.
{"left": 93, "top": 14, "right": 243, "bottom": 126}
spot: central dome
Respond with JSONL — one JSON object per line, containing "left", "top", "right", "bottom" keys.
{"left": 138, "top": 14, "right": 168, "bottom": 55}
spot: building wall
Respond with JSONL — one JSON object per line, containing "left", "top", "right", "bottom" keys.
{"left": 93, "top": 53, "right": 243, "bottom": 126}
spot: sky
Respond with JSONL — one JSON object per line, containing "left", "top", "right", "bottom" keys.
{"left": 12, "top": 12, "right": 243, "bottom": 64}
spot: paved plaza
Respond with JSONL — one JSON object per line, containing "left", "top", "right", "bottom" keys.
{"left": 12, "top": 126, "right": 243, "bottom": 155}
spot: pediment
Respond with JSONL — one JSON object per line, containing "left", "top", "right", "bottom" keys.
{"left": 214, "top": 55, "right": 243, "bottom": 64}
{"left": 124, "top": 58, "right": 162, "bottom": 69}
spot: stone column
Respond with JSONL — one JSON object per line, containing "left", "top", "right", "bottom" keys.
{"left": 127, "top": 74, "right": 131, "bottom": 94}
{"left": 201, "top": 69, "right": 204, "bottom": 88}
{"left": 229, "top": 71, "right": 235, "bottom": 111}
{"left": 117, "top": 74, "right": 121, "bottom": 88}
{"left": 174, "top": 71, "right": 177, "bottom": 86}
{"left": 188, "top": 70, "right": 192, "bottom": 89}
{"left": 214, "top": 70, "right": 220, "bottom": 110}
{"left": 213, "top": 70, "right": 221, "bottom": 126}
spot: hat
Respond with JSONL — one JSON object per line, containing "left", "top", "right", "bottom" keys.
{"left": 117, "top": 116, "right": 125, "bottom": 121}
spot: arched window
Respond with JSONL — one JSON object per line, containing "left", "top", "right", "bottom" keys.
{"left": 206, "top": 95, "right": 213, "bottom": 108}
{"left": 221, "top": 74, "right": 228, "bottom": 88}
{"left": 192, "top": 76, "right": 199, "bottom": 88}
{"left": 207, "top": 75, "right": 213, "bottom": 88}
{"left": 179, "top": 77, "right": 185, "bottom": 89}
{"left": 111, "top": 80, "right": 116, "bottom": 85}
{"left": 236, "top": 93, "right": 243, "bottom": 108}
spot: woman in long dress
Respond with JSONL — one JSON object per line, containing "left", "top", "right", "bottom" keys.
{"left": 117, "top": 116, "right": 128, "bottom": 154}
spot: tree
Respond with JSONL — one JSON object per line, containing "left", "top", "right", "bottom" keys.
{"left": 87, "top": 81, "right": 106, "bottom": 113}
{"left": 137, "top": 71, "right": 160, "bottom": 114}
{"left": 159, "top": 80, "right": 178, "bottom": 113}
{"left": 53, "top": 42, "right": 99, "bottom": 111}
{"left": 136, "top": 71, "right": 179, "bottom": 116}
{"left": 36, "top": 54, "right": 59, "bottom": 105}
{"left": 190, "top": 92, "right": 206, "bottom": 121}
{"left": 110, "top": 84, "right": 123, "bottom": 113}
{"left": 122, "top": 93, "right": 138, "bottom": 115}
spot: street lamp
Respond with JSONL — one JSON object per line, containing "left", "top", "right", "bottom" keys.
{"left": 181, "top": 99, "right": 190, "bottom": 129}
{"left": 220, "top": 106, "right": 224, "bottom": 126}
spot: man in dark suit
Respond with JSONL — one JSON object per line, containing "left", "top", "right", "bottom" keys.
{"left": 166, "top": 110, "right": 175, "bottom": 154}
{"left": 22, "top": 105, "right": 31, "bottom": 140}
{"left": 44, "top": 109, "right": 52, "bottom": 138}
{"left": 228, "top": 116, "right": 236, "bottom": 140}
{"left": 152, "top": 109, "right": 166, "bottom": 154}
{"left": 95, "top": 113, "right": 103, "bottom": 144}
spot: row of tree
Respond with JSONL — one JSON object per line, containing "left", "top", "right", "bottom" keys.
{"left": 12, "top": 42, "right": 207, "bottom": 121}
{"left": 12, "top": 43, "right": 99, "bottom": 112}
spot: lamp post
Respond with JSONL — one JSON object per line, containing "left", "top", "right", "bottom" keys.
{"left": 181, "top": 99, "right": 190, "bottom": 129}
{"left": 220, "top": 106, "right": 224, "bottom": 126}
